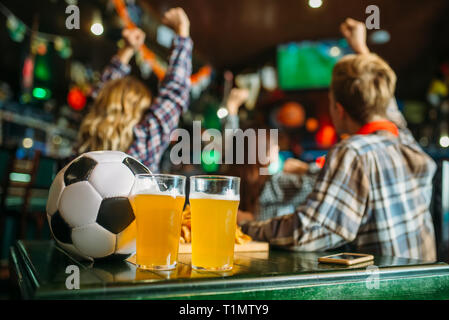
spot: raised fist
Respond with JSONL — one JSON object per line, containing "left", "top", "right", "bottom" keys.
{"left": 122, "top": 28, "right": 146, "bottom": 51}
{"left": 227, "top": 88, "right": 250, "bottom": 115}
{"left": 162, "top": 7, "right": 190, "bottom": 38}
{"left": 340, "top": 18, "right": 370, "bottom": 54}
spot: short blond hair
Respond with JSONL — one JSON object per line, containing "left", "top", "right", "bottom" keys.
{"left": 331, "top": 53, "right": 397, "bottom": 124}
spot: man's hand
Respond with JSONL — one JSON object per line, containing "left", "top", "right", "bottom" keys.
{"left": 237, "top": 210, "right": 255, "bottom": 225}
{"left": 340, "top": 18, "right": 370, "bottom": 55}
{"left": 162, "top": 7, "right": 190, "bottom": 38}
{"left": 227, "top": 88, "right": 250, "bottom": 115}
{"left": 283, "top": 158, "right": 309, "bottom": 176}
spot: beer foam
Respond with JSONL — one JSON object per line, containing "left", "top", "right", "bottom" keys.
{"left": 139, "top": 189, "right": 183, "bottom": 198}
{"left": 137, "top": 181, "right": 183, "bottom": 198}
{"left": 189, "top": 191, "right": 240, "bottom": 201}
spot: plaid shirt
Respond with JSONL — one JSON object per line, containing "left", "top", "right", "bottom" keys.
{"left": 224, "top": 115, "right": 318, "bottom": 221}
{"left": 96, "top": 36, "right": 192, "bottom": 172}
{"left": 242, "top": 100, "right": 437, "bottom": 261}
{"left": 258, "top": 171, "right": 318, "bottom": 221}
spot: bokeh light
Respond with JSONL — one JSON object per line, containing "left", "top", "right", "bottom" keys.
{"left": 217, "top": 107, "right": 229, "bottom": 119}
{"left": 439, "top": 135, "right": 449, "bottom": 148}
{"left": 22, "top": 137, "right": 33, "bottom": 149}
{"left": 315, "top": 125, "right": 337, "bottom": 148}
{"left": 305, "top": 118, "right": 319, "bottom": 132}
{"left": 308, "top": 0, "right": 323, "bottom": 8}
{"left": 90, "top": 23, "right": 104, "bottom": 36}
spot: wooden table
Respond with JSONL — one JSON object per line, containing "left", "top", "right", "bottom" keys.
{"left": 9, "top": 240, "right": 449, "bottom": 299}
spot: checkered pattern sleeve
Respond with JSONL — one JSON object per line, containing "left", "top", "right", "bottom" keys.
{"left": 242, "top": 144, "right": 369, "bottom": 250}
{"left": 257, "top": 172, "right": 318, "bottom": 221}
{"left": 127, "top": 36, "right": 193, "bottom": 172}
{"left": 91, "top": 56, "right": 132, "bottom": 99}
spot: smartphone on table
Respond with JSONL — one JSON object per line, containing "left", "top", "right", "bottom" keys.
{"left": 318, "top": 253, "right": 374, "bottom": 265}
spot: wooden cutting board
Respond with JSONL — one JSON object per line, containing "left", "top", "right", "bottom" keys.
{"left": 178, "top": 241, "right": 269, "bottom": 254}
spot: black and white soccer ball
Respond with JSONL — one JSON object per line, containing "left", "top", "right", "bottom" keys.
{"left": 46, "top": 151, "right": 151, "bottom": 261}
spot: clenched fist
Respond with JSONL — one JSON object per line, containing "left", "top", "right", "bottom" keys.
{"left": 122, "top": 28, "right": 146, "bottom": 51}
{"left": 340, "top": 18, "right": 370, "bottom": 55}
{"left": 162, "top": 7, "right": 190, "bottom": 38}
{"left": 227, "top": 88, "right": 250, "bottom": 115}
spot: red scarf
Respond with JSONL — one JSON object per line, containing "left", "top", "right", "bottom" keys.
{"left": 315, "top": 120, "right": 399, "bottom": 169}
{"left": 356, "top": 120, "right": 399, "bottom": 137}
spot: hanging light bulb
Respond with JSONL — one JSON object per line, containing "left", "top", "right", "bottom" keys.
{"left": 308, "top": 0, "right": 323, "bottom": 8}
{"left": 91, "top": 23, "right": 104, "bottom": 36}
{"left": 90, "top": 10, "right": 104, "bottom": 36}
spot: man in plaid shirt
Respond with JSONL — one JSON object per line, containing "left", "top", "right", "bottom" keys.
{"left": 94, "top": 8, "right": 192, "bottom": 173}
{"left": 242, "top": 19, "right": 437, "bottom": 261}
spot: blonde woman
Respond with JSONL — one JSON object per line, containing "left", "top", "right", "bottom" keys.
{"left": 78, "top": 8, "right": 192, "bottom": 173}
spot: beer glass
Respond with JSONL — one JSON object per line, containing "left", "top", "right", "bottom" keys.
{"left": 130, "top": 174, "right": 186, "bottom": 270}
{"left": 189, "top": 175, "right": 240, "bottom": 271}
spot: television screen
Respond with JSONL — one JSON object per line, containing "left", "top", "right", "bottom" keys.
{"left": 277, "top": 39, "right": 353, "bottom": 90}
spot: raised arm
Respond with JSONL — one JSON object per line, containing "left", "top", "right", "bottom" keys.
{"left": 224, "top": 88, "right": 249, "bottom": 130}
{"left": 129, "top": 8, "right": 192, "bottom": 172}
{"left": 341, "top": 19, "right": 411, "bottom": 133}
{"left": 92, "top": 28, "right": 146, "bottom": 98}
{"left": 340, "top": 18, "right": 370, "bottom": 55}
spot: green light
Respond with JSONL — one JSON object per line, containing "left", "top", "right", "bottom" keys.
{"left": 10, "top": 172, "right": 31, "bottom": 183}
{"left": 32, "top": 87, "right": 51, "bottom": 100}
{"left": 268, "top": 159, "right": 284, "bottom": 175}
{"left": 34, "top": 55, "right": 51, "bottom": 81}
{"left": 201, "top": 150, "right": 221, "bottom": 173}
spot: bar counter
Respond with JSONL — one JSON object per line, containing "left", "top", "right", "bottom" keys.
{"left": 9, "top": 240, "right": 449, "bottom": 299}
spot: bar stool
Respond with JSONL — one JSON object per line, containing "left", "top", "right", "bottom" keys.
{"left": 0, "top": 149, "right": 57, "bottom": 262}
{"left": 0, "top": 147, "right": 17, "bottom": 262}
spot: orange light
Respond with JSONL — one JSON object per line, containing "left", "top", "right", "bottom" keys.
{"left": 277, "top": 102, "right": 305, "bottom": 128}
{"left": 315, "top": 156, "right": 326, "bottom": 168}
{"left": 316, "top": 125, "right": 337, "bottom": 148}
{"left": 306, "top": 118, "right": 319, "bottom": 132}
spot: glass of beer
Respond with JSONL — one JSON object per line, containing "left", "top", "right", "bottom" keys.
{"left": 189, "top": 175, "right": 240, "bottom": 271}
{"left": 130, "top": 174, "right": 186, "bottom": 270}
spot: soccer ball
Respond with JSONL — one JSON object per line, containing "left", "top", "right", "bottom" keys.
{"left": 46, "top": 151, "right": 151, "bottom": 261}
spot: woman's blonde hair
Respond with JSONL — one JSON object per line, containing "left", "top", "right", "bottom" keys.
{"left": 78, "top": 76, "right": 151, "bottom": 153}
